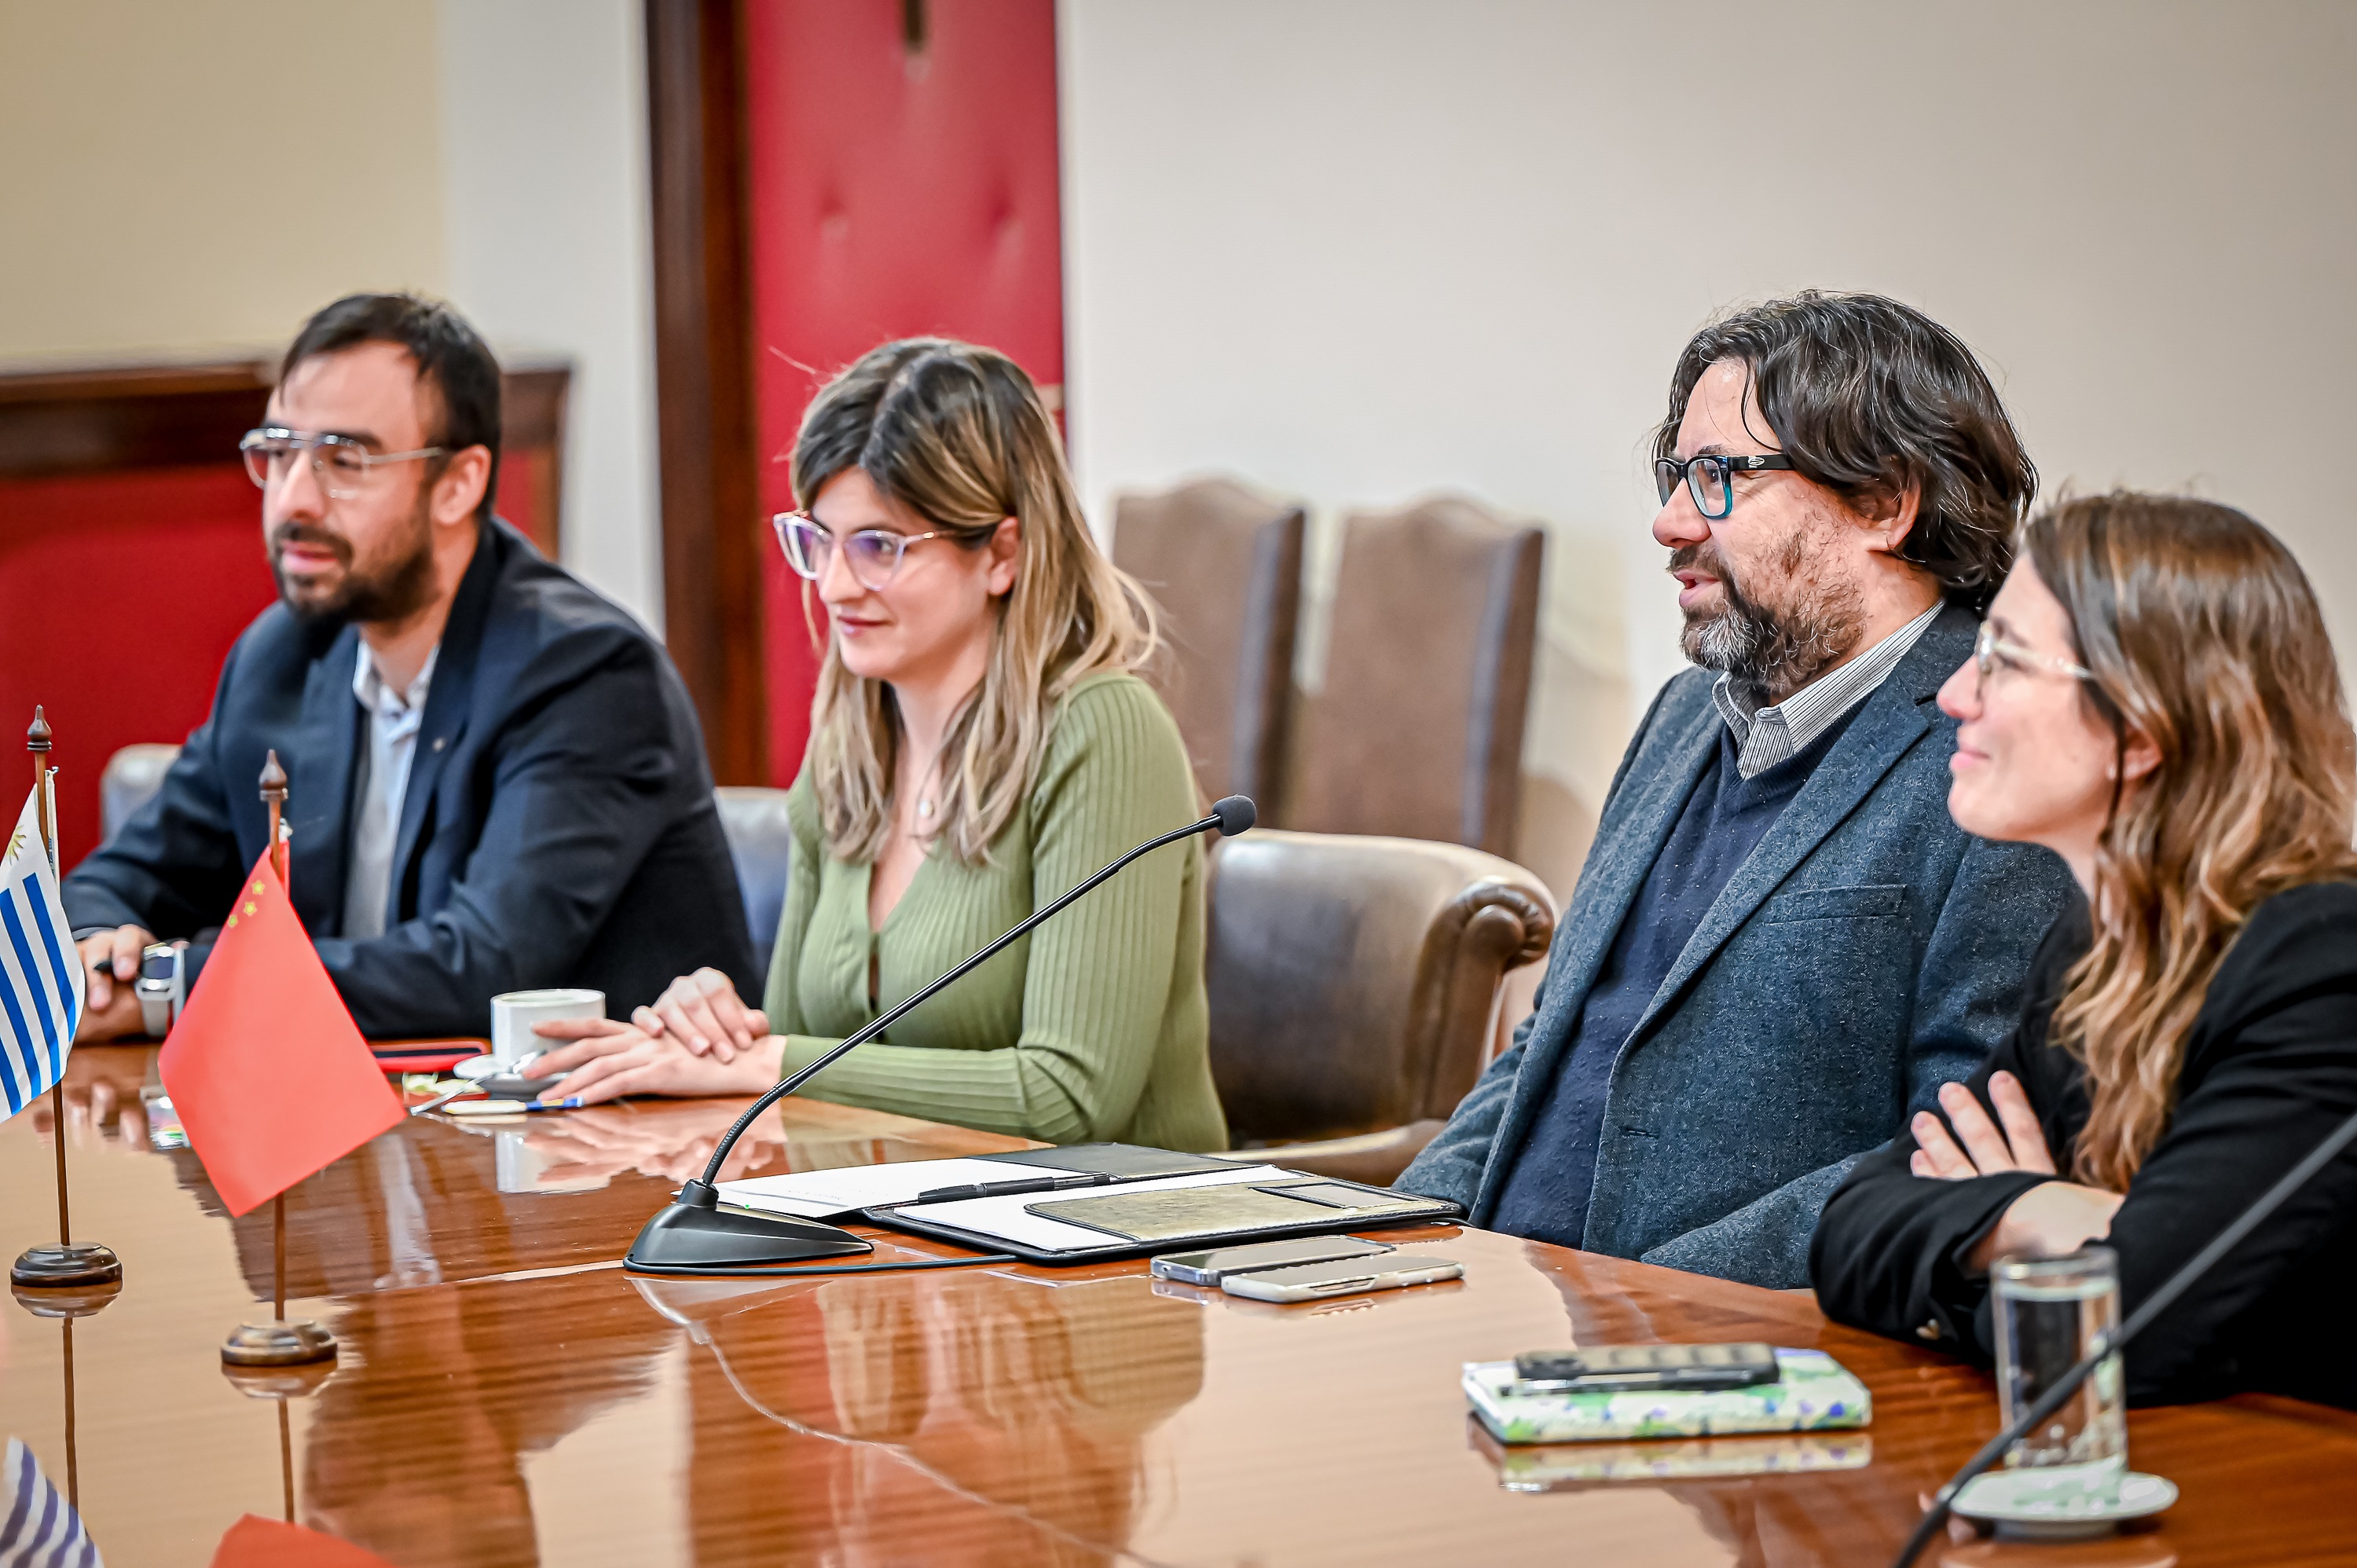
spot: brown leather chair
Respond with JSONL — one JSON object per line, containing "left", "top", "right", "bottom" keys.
{"left": 1205, "top": 829, "right": 1554, "bottom": 1185}
{"left": 1286, "top": 496, "right": 1543, "bottom": 856}
{"left": 1112, "top": 478, "right": 1304, "bottom": 815}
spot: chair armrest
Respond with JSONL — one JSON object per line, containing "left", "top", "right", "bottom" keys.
{"left": 1249, "top": 1119, "right": 1448, "bottom": 1187}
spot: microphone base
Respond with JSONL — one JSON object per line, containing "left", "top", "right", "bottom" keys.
{"left": 625, "top": 1197, "right": 874, "bottom": 1273}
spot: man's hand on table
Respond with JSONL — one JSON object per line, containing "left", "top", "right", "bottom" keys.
{"left": 74, "top": 924, "right": 153, "bottom": 1042}
{"left": 531, "top": 1016, "right": 785, "bottom": 1105}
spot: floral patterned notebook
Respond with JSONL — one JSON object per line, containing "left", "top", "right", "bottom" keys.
{"left": 1463, "top": 1347, "right": 1871, "bottom": 1445}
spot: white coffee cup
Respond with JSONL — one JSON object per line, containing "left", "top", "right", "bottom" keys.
{"left": 489, "top": 988, "right": 604, "bottom": 1067}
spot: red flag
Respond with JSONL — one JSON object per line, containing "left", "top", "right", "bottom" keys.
{"left": 210, "top": 1515, "right": 397, "bottom": 1567}
{"left": 160, "top": 851, "right": 403, "bottom": 1215}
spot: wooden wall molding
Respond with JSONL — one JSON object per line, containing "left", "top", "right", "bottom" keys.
{"left": 0, "top": 354, "right": 574, "bottom": 559}
{"left": 646, "top": 0, "right": 768, "bottom": 785}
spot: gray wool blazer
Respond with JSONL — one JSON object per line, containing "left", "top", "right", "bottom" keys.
{"left": 1397, "top": 604, "right": 2073, "bottom": 1288}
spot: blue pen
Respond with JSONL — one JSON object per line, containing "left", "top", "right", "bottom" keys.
{"left": 519, "top": 1097, "right": 585, "bottom": 1112}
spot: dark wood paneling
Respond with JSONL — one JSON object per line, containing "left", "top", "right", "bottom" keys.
{"left": 0, "top": 361, "right": 275, "bottom": 478}
{"left": 647, "top": 0, "right": 768, "bottom": 785}
{"left": 0, "top": 354, "right": 574, "bottom": 559}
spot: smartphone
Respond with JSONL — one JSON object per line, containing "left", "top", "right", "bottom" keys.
{"left": 1219, "top": 1252, "right": 1461, "bottom": 1303}
{"left": 1511, "top": 1343, "right": 1780, "bottom": 1394}
{"left": 1150, "top": 1235, "right": 1395, "bottom": 1288}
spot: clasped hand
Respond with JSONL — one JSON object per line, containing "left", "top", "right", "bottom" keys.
{"left": 1911, "top": 1071, "right": 2126, "bottom": 1271}
{"left": 529, "top": 966, "right": 786, "bottom": 1105}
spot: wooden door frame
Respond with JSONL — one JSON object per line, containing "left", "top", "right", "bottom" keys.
{"left": 645, "top": 0, "right": 768, "bottom": 784}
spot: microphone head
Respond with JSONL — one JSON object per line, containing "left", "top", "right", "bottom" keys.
{"left": 1211, "top": 795, "right": 1256, "bottom": 837}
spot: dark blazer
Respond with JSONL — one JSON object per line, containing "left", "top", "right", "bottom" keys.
{"left": 1398, "top": 604, "right": 2073, "bottom": 1286}
{"left": 66, "top": 518, "right": 757, "bottom": 1036}
{"left": 1813, "top": 882, "right": 2357, "bottom": 1409}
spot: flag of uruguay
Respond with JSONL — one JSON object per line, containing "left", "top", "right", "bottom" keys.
{"left": 0, "top": 1436, "right": 101, "bottom": 1566}
{"left": 0, "top": 788, "right": 84, "bottom": 1122}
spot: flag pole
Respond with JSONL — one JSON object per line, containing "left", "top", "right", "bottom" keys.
{"left": 220, "top": 1340, "right": 332, "bottom": 1517}
{"left": 10, "top": 708, "right": 123, "bottom": 1297}
{"left": 222, "top": 751, "right": 336, "bottom": 1369}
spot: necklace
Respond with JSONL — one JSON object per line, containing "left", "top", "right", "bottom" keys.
{"left": 908, "top": 748, "right": 943, "bottom": 826}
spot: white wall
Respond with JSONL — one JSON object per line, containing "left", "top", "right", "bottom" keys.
{"left": 438, "top": 0, "right": 663, "bottom": 629}
{"left": 1058, "top": 0, "right": 2357, "bottom": 893}
{"left": 0, "top": 0, "right": 444, "bottom": 358}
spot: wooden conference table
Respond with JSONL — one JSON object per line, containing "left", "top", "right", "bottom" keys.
{"left": 5, "top": 1047, "right": 2355, "bottom": 1566}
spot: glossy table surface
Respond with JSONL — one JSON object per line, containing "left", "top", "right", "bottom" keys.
{"left": 5, "top": 1046, "right": 2355, "bottom": 1566}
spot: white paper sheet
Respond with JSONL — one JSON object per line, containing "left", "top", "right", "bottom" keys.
{"left": 717, "top": 1156, "right": 1088, "bottom": 1220}
{"left": 893, "top": 1165, "right": 1293, "bottom": 1251}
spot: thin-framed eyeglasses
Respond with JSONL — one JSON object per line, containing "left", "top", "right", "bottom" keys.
{"left": 1654, "top": 452, "right": 1796, "bottom": 520}
{"left": 772, "top": 511, "right": 955, "bottom": 592}
{"left": 240, "top": 427, "right": 447, "bottom": 500}
{"left": 1974, "top": 620, "right": 2095, "bottom": 687}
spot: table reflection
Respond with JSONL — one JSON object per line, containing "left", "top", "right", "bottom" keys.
{"left": 650, "top": 1268, "right": 1204, "bottom": 1564}
{"left": 299, "top": 1268, "right": 674, "bottom": 1567}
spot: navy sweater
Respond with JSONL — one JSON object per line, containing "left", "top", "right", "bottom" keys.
{"left": 1490, "top": 711, "right": 1857, "bottom": 1247}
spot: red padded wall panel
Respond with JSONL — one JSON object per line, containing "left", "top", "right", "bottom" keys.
{"left": 744, "top": 0, "right": 1065, "bottom": 785}
{"left": 0, "top": 459, "right": 557, "bottom": 868}
{"left": 0, "top": 463, "right": 276, "bottom": 867}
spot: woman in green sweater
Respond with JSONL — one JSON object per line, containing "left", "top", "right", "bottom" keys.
{"left": 535, "top": 339, "right": 1227, "bottom": 1152}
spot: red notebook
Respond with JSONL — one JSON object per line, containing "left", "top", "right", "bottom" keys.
{"left": 368, "top": 1039, "right": 486, "bottom": 1075}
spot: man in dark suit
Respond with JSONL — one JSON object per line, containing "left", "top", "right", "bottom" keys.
{"left": 1398, "top": 291, "right": 2075, "bottom": 1288}
{"left": 67, "top": 292, "right": 754, "bottom": 1039}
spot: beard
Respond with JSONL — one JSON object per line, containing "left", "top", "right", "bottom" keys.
{"left": 271, "top": 492, "right": 437, "bottom": 626}
{"left": 1674, "top": 533, "right": 1864, "bottom": 707}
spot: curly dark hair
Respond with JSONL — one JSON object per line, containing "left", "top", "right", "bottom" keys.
{"left": 1654, "top": 291, "right": 2036, "bottom": 612}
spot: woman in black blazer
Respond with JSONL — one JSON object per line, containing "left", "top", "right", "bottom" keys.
{"left": 1811, "top": 492, "right": 2357, "bottom": 1409}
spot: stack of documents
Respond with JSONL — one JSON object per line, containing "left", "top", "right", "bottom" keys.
{"left": 713, "top": 1144, "right": 1462, "bottom": 1262}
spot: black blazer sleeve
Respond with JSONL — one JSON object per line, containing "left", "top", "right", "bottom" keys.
{"left": 1813, "top": 882, "right": 2357, "bottom": 1406}
{"left": 308, "top": 629, "right": 698, "bottom": 1037}
{"left": 2094, "top": 884, "right": 2357, "bottom": 1401}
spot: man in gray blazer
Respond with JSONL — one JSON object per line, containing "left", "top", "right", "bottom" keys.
{"left": 1398, "top": 291, "right": 2074, "bottom": 1288}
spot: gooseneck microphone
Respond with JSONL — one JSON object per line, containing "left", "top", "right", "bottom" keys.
{"left": 624, "top": 794, "right": 1257, "bottom": 1276}
{"left": 1890, "top": 1099, "right": 2357, "bottom": 1566}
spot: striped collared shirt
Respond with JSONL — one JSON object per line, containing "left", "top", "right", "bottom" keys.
{"left": 1711, "top": 601, "right": 1942, "bottom": 779}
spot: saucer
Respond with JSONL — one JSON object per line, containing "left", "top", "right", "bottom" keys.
{"left": 1951, "top": 1467, "right": 2177, "bottom": 1539}
{"left": 451, "top": 1053, "right": 560, "bottom": 1098}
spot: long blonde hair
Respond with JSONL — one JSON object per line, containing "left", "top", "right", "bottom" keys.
{"left": 2032, "top": 492, "right": 2357, "bottom": 1188}
{"left": 795, "top": 339, "right": 1159, "bottom": 865}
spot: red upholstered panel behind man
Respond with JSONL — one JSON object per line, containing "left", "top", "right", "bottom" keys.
{"left": 0, "top": 460, "right": 553, "bottom": 870}
{"left": 744, "top": 0, "right": 1066, "bottom": 785}
{"left": 0, "top": 463, "right": 276, "bottom": 869}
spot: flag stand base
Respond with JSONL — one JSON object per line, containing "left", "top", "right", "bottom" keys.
{"left": 221, "top": 1359, "right": 335, "bottom": 1399}
{"left": 10, "top": 1244, "right": 122, "bottom": 1292}
{"left": 221, "top": 1320, "right": 337, "bottom": 1368}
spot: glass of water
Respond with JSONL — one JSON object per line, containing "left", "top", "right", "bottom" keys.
{"left": 1992, "top": 1247, "right": 2127, "bottom": 1478}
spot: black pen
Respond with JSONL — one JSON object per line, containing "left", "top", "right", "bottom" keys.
{"left": 913, "top": 1173, "right": 1119, "bottom": 1204}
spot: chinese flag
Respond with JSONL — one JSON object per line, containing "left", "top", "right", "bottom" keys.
{"left": 160, "top": 851, "right": 403, "bottom": 1215}
{"left": 211, "top": 1515, "right": 397, "bottom": 1567}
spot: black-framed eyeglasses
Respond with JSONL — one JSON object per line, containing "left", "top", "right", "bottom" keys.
{"left": 1654, "top": 452, "right": 1795, "bottom": 520}
{"left": 772, "top": 512, "right": 956, "bottom": 591}
{"left": 240, "top": 427, "right": 447, "bottom": 500}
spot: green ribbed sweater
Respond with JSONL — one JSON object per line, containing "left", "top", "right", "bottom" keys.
{"left": 764, "top": 672, "right": 1228, "bottom": 1152}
